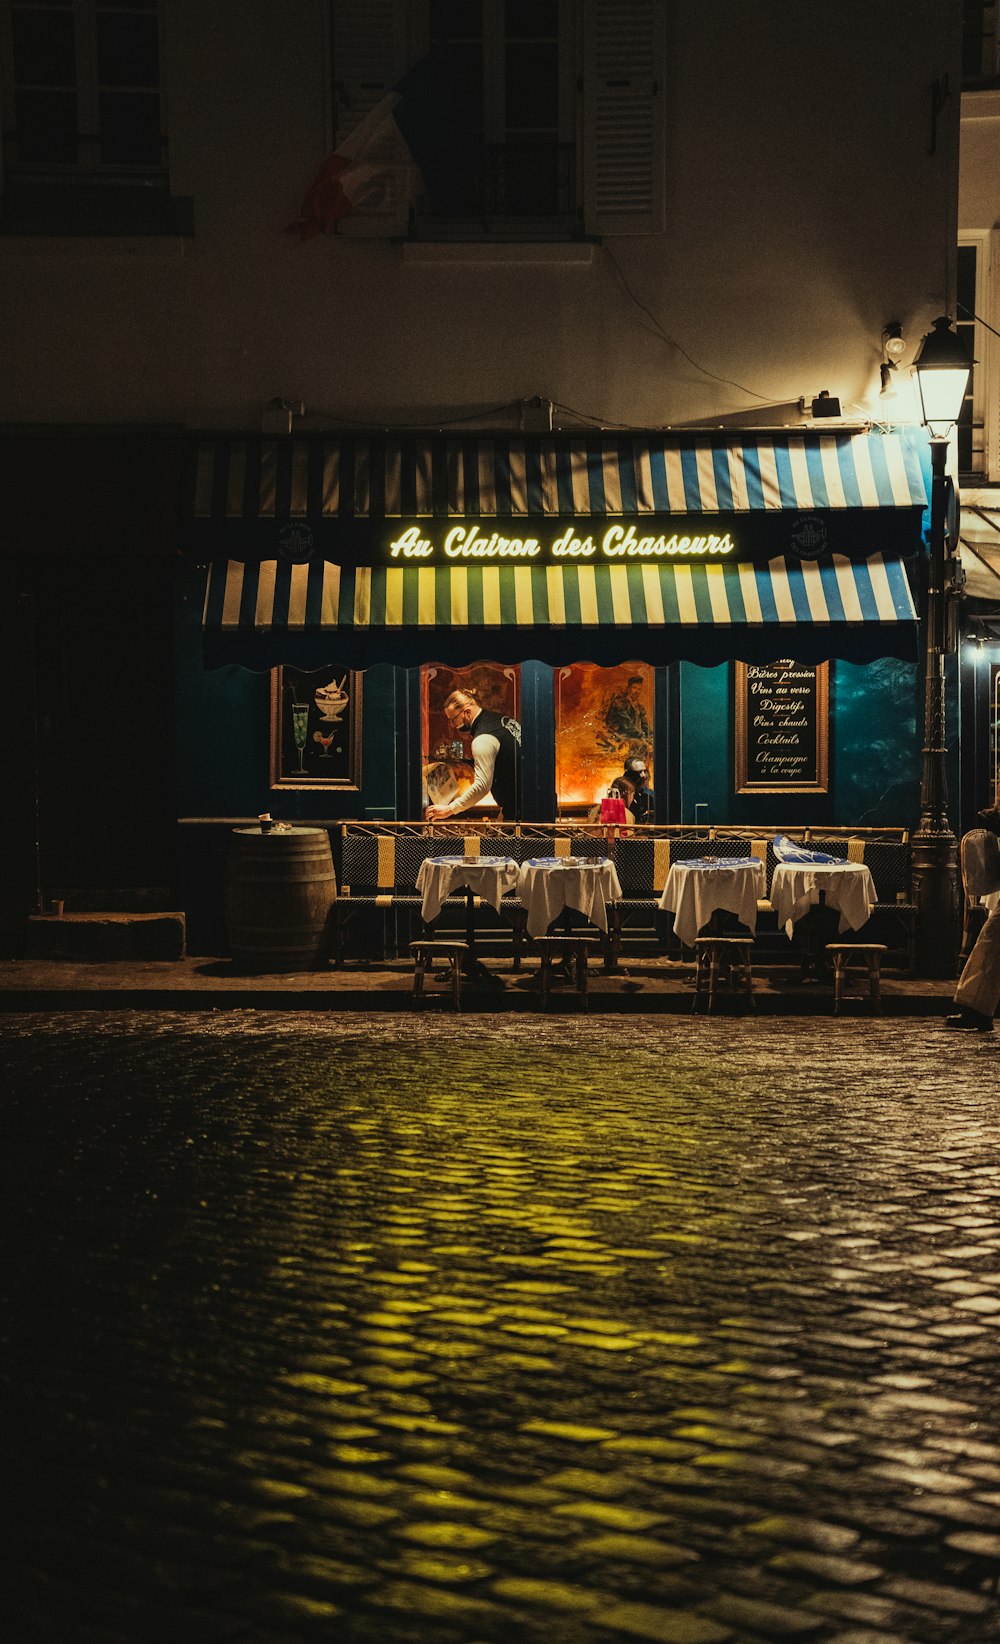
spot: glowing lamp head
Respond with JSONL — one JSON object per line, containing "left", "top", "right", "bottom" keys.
{"left": 911, "top": 316, "right": 972, "bottom": 438}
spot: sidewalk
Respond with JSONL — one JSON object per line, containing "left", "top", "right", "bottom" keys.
{"left": 0, "top": 953, "right": 958, "bottom": 1014}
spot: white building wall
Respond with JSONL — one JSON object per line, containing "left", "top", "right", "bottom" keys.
{"left": 960, "top": 89, "right": 1000, "bottom": 480}
{"left": 0, "top": 0, "right": 963, "bottom": 433}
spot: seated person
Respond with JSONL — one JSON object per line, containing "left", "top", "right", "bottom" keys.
{"left": 587, "top": 777, "right": 635, "bottom": 825}
{"left": 622, "top": 757, "right": 654, "bottom": 823}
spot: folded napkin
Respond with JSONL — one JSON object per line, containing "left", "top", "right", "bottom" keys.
{"left": 772, "top": 834, "right": 838, "bottom": 864}
{"left": 429, "top": 855, "right": 518, "bottom": 868}
{"left": 523, "top": 856, "right": 595, "bottom": 868}
{"left": 680, "top": 856, "right": 757, "bottom": 870}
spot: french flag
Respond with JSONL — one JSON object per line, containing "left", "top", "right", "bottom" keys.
{"left": 288, "top": 50, "right": 475, "bottom": 240}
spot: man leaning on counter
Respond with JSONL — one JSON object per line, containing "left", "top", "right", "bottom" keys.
{"left": 424, "top": 689, "right": 522, "bottom": 823}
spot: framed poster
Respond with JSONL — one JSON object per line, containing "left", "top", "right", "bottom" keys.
{"left": 269, "top": 668, "right": 362, "bottom": 791}
{"left": 735, "top": 659, "right": 829, "bottom": 794}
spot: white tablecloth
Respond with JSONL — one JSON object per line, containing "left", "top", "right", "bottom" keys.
{"left": 769, "top": 861, "right": 877, "bottom": 939}
{"left": 415, "top": 857, "right": 521, "bottom": 925}
{"left": 516, "top": 859, "right": 623, "bottom": 937}
{"left": 658, "top": 858, "right": 766, "bottom": 949}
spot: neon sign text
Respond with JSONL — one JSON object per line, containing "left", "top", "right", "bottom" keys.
{"left": 600, "top": 525, "right": 735, "bottom": 558}
{"left": 385, "top": 523, "right": 737, "bottom": 561}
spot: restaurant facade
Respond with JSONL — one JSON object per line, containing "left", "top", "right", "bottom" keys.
{"left": 176, "top": 422, "right": 946, "bottom": 947}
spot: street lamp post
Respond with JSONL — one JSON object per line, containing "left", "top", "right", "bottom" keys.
{"left": 910, "top": 316, "right": 973, "bottom": 977}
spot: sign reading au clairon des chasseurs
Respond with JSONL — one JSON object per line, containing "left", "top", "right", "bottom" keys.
{"left": 198, "top": 506, "right": 923, "bottom": 567}
{"left": 386, "top": 521, "right": 738, "bottom": 562}
{"left": 363, "top": 509, "right": 922, "bottom": 567}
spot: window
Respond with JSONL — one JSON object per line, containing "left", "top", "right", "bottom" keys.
{"left": 4, "top": 0, "right": 161, "bottom": 169}
{"left": 330, "top": 0, "right": 664, "bottom": 240}
{"left": 963, "top": 0, "right": 1000, "bottom": 85}
{"left": 555, "top": 662, "right": 653, "bottom": 814}
{"left": 421, "top": 663, "right": 520, "bottom": 813}
{"left": 417, "top": 0, "right": 573, "bottom": 229}
{"left": 0, "top": 0, "right": 190, "bottom": 231}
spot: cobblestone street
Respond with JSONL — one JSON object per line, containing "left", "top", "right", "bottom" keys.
{"left": 3, "top": 1011, "right": 1000, "bottom": 1644}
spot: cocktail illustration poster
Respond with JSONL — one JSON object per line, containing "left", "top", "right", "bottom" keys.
{"left": 269, "top": 667, "right": 362, "bottom": 790}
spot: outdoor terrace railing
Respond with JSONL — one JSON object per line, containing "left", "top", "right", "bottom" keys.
{"left": 332, "top": 821, "right": 916, "bottom": 973}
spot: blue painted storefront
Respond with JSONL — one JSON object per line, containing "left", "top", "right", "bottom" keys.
{"left": 176, "top": 428, "right": 964, "bottom": 951}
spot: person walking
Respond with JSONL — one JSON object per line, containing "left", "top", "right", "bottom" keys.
{"left": 945, "top": 806, "right": 1000, "bottom": 1032}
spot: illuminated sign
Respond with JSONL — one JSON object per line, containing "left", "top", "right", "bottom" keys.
{"left": 386, "top": 523, "right": 737, "bottom": 563}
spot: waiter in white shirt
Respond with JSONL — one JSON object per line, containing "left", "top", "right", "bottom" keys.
{"left": 425, "top": 689, "right": 522, "bottom": 822}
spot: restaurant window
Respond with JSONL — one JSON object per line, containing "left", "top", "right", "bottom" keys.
{"left": 555, "top": 662, "right": 653, "bottom": 815}
{"left": 421, "top": 662, "right": 519, "bottom": 813}
{"left": 0, "top": 0, "right": 190, "bottom": 232}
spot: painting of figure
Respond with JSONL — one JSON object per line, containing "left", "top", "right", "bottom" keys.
{"left": 556, "top": 663, "right": 654, "bottom": 809}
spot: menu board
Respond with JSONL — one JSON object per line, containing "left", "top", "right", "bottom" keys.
{"left": 735, "top": 660, "right": 828, "bottom": 793}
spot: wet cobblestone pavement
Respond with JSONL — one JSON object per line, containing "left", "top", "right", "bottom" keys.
{"left": 3, "top": 1011, "right": 1000, "bottom": 1644}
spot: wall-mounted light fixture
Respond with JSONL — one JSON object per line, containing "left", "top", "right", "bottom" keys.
{"left": 882, "top": 322, "right": 906, "bottom": 361}
{"left": 879, "top": 361, "right": 898, "bottom": 399}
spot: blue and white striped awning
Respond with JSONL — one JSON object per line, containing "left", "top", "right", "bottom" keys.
{"left": 202, "top": 552, "right": 919, "bottom": 670}
{"left": 187, "top": 428, "right": 929, "bottom": 562}
{"left": 191, "top": 430, "right": 927, "bottom": 515}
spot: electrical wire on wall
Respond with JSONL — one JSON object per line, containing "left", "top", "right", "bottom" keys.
{"left": 601, "top": 244, "right": 800, "bottom": 407}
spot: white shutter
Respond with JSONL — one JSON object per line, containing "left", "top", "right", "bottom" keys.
{"left": 331, "top": 0, "right": 410, "bottom": 235}
{"left": 582, "top": 0, "right": 666, "bottom": 236}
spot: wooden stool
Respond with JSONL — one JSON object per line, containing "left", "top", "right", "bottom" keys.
{"left": 825, "top": 943, "right": 887, "bottom": 1014}
{"left": 410, "top": 941, "right": 469, "bottom": 1010}
{"left": 693, "top": 936, "right": 755, "bottom": 1013}
{"left": 531, "top": 934, "right": 600, "bottom": 1010}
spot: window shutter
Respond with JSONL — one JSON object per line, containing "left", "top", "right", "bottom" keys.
{"left": 330, "top": 0, "right": 410, "bottom": 235}
{"left": 582, "top": 0, "right": 666, "bottom": 236}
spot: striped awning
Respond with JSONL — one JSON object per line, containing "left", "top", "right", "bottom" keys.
{"left": 186, "top": 429, "right": 929, "bottom": 564}
{"left": 202, "top": 553, "right": 919, "bottom": 669}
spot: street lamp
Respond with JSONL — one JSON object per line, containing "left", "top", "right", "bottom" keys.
{"left": 910, "top": 315, "right": 973, "bottom": 976}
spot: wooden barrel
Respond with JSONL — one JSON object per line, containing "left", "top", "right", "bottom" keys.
{"left": 224, "top": 826, "right": 337, "bottom": 971}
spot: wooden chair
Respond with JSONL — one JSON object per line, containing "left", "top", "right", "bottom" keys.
{"left": 824, "top": 943, "right": 887, "bottom": 1014}
{"left": 693, "top": 936, "right": 755, "bottom": 1013}
{"left": 409, "top": 940, "right": 469, "bottom": 1010}
{"left": 530, "top": 934, "right": 600, "bottom": 1010}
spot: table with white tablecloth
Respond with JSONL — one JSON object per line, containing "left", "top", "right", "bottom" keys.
{"left": 769, "top": 861, "right": 877, "bottom": 940}
{"left": 415, "top": 856, "right": 521, "bottom": 926}
{"left": 657, "top": 857, "right": 766, "bottom": 949}
{"left": 516, "top": 858, "right": 623, "bottom": 937}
